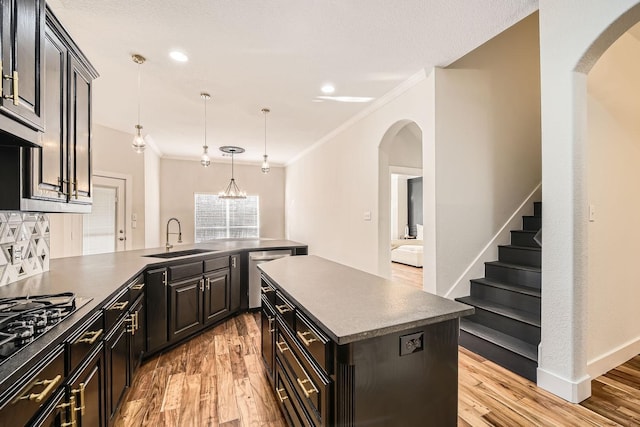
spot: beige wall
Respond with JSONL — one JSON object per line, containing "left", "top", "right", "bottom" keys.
{"left": 159, "top": 158, "right": 285, "bottom": 246}
{"left": 586, "top": 30, "right": 640, "bottom": 377}
{"left": 434, "top": 13, "right": 541, "bottom": 296}
{"left": 144, "top": 144, "right": 161, "bottom": 248}
{"left": 50, "top": 124, "right": 147, "bottom": 258}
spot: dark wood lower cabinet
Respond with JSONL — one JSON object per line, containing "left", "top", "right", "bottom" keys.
{"left": 31, "top": 389, "right": 66, "bottom": 427}
{"left": 105, "top": 316, "right": 129, "bottom": 423}
{"left": 146, "top": 268, "right": 168, "bottom": 353}
{"left": 261, "top": 297, "right": 276, "bottom": 380}
{"left": 169, "top": 276, "right": 203, "bottom": 342}
{"left": 69, "top": 345, "right": 105, "bottom": 427}
{"left": 130, "top": 295, "right": 145, "bottom": 374}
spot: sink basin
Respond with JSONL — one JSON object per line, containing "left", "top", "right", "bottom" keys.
{"left": 143, "top": 249, "right": 216, "bottom": 259}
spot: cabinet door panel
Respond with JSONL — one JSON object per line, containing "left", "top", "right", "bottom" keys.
{"left": 68, "top": 56, "right": 92, "bottom": 204}
{"left": 71, "top": 346, "right": 105, "bottom": 427}
{"left": 130, "top": 295, "right": 145, "bottom": 375}
{"left": 204, "top": 269, "right": 229, "bottom": 325}
{"left": 169, "top": 277, "right": 203, "bottom": 341}
{"left": 146, "top": 268, "right": 168, "bottom": 353}
{"left": 261, "top": 300, "right": 275, "bottom": 379}
{"left": 106, "top": 319, "right": 129, "bottom": 421}
{"left": 0, "top": 0, "right": 45, "bottom": 129}
{"left": 29, "top": 24, "right": 66, "bottom": 201}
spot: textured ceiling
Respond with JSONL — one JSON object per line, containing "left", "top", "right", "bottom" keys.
{"left": 48, "top": 0, "right": 537, "bottom": 165}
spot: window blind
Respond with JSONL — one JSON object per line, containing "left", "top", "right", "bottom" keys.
{"left": 194, "top": 194, "right": 259, "bottom": 242}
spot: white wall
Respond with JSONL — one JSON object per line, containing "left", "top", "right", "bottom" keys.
{"left": 50, "top": 124, "right": 147, "bottom": 257}
{"left": 286, "top": 74, "right": 432, "bottom": 275}
{"left": 144, "top": 144, "right": 161, "bottom": 248}
{"left": 586, "top": 30, "right": 640, "bottom": 378}
{"left": 433, "top": 13, "right": 541, "bottom": 296}
{"left": 160, "top": 158, "right": 285, "bottom": 246}
{"left": 538, "top": 0, "right": 640, "bottom": 403}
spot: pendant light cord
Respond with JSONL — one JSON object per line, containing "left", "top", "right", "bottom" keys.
{"left": 204, "top": 95, "right": 207, "bottom": 149}
{"left": 264, "top": 112, "right": 267, "bottom": 155}
{"left": 137, "top": 62, "right": 142, "bottom": 126}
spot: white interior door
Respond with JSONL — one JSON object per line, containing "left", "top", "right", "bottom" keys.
{"left": 83, "top": 175, "right": 127, "bottom": 254}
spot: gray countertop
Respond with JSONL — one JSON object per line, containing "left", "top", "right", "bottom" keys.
{"left": 259, "top": 255, "right": 474, "bottom": 345}
{"left": 0, "top": 238, "right": 305, "bottom": 396}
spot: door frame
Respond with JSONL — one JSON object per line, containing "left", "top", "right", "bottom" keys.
{"left": 93, "top": 170, "right": 133, "bottom": 250}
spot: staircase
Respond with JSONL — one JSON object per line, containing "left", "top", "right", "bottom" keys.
{"left": 456, "top": 201, "right": 541, "bottom": 382}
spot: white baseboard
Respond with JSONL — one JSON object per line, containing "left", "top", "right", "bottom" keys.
{"left": 587, "top": 336, "right": 640, "bottom": 379}
{"left": 443, "top": 183, "right": 542, "bottom": 299}
{"left": 537, "top": 368, "right": 591, "bottom": 403}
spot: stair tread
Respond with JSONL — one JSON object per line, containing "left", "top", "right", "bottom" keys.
{"left": 460, "top": 318, "right": 538, "bottom": 361}
{"left": 470, "top": 277, "right": 541, "bottom": 298}
{"left": 486, "top": 261, "right": 541, "bottom": 273}
{"left": 456, "top": 296, "right": 541, "bottom": 327}
{"left": 498, "top": 244, "right": 541, "bottom": 252}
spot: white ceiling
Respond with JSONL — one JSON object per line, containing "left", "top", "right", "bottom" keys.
{"left": 48, "top": 0, "right": 537, "bottom": 165}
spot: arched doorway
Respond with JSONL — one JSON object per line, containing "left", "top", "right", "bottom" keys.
{"left": 377, "top": 120, "right": 423, "bottom": 285}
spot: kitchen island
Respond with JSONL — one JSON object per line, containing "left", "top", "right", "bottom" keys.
{"left": 259, "top": 255, "right": 474, "bottom": 426}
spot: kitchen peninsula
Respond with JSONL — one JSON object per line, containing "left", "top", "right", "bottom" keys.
{"left": 259, "top": 255, "right": 474, "bottom": 426}
{"left": 0, "top": 239, "right": 306, "bottom": 426}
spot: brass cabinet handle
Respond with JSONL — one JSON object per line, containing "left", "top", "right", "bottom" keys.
{"left": 108, "top": 301, "right": 128, "bottom": 311}
{"left": 126, "top": 313, "right": 136, "bottom": 335}
{"left": 76, "top": 329, "right": 103, "bottom": 345}
{"left": 18, "top": 374, "right": 62, "bottom": 403}
{"left": 163, "top": 271, "right": 168, "bottom": 288}
{"left": 275, "top": 388, "right": 288, "bottom": 403}
{"left": 206, "top": 277, "right": 211, "bottom": 291}
{"left": 268, "top": 317, "right": 275, "bottom": 333}
{"left": 135, "top": 310, "right": 140, "bottom": 331}
{"left": 275, "top": 340, "right": 289, "bottom": 353}
{"left": 72, "top": 383, "right": 86, "bottom": 416}
{"left": 0, "top": 62, "right": 19, "bottom": 106}
{"left": 131, "top": 283, "right": 145, "bottom": 291}
{"left": 296, "top": 377, "right": 318, "bottom": 399}
{"left": 60, "top": 395, "right": 77, "bottom": 427}
{"left": 260, "top": 286, "right": 274, "bottom": 294}
{"left": 275, "top": 304, "right": 291, "bottom": 314}
{"left": 232, "top": 256, "right": 237, "bottom": 268}
{"left": 199, "top": 278, "right": 205, "bottom": 292}
{"left": 296, "top": 330, "right": 318, "bottom": 347}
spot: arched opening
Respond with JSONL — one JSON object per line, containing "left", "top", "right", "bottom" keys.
{"left": 377, "top": 120, "right": 423, "bottom": 286}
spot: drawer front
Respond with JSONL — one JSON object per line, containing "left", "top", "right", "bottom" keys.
{"left": 295, "top": 312, "right": 331, "bottom": 374}
{"left": 129, "top": 274, "right": 145, "bottom": 302}
{"left": 104, "top": 288, "right": 130, "bottom": 331}
{"left": 274, "top": 291, "right": 295, "bottom": 332}
{"left": 204, "top": 256, "right": 229, "bottom": 272}
{"left": 277, "top": 325, "right": 330, "bottom": 426}
{"left": 275, "top": 358, "right": 314, "bottom": 427}
{"left": 0, "top": 346, "right": 65, "bottom": 427}
{"left": 68, "top": 312, "right": 104, "bottom": 374}
{"left": 168, "top": 261, "right": 203, "bottom": 281}
{"left": 260, "top": 277, "right": 276, "bottom": 307}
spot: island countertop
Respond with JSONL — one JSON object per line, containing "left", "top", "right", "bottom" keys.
{"left": 258, "top": 255, "right": 474, "bottom": 344}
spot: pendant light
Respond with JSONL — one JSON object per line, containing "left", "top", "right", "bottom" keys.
{"left": 131, "top": 54, "right": 146, "bottom": 153}
{"left": 219, "top": 146, "right": 247, "bottom": 199}
{"left": 200, "top": 92, "right": 211, "bottom": 167}
{"left": 261, "top": 107, "right": 270, "bottom": 173}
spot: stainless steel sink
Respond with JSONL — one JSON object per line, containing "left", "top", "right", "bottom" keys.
{"left": 143, "top": 249, "right": 215, "bottom": 258}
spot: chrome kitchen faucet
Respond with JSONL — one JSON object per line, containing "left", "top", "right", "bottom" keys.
{"left": 165, "top": 217, "right": 182, "bottom": 251}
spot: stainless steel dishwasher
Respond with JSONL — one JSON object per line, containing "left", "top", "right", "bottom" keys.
{"left": 248, "top": 250, "right": 292, "bottom": 308}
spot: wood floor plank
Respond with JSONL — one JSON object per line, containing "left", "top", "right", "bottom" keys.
{"left": 234, "top": 377, "right": 261, "bottom": 426}
{"left": 216, "top": 353, "right": 240, "bottom": 423}
{"left": 178, "top": 374, "right": 202, "bottom": 427}
{"left": 199, "top": 375, "right": 219, "bottom": 427}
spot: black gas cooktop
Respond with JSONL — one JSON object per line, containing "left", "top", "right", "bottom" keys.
{"left": 0, "top": 293, "right": 91, "bottom": 362}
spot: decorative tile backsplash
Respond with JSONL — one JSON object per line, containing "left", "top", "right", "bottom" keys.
{"left": 0, "top": 212, "right": 50, "bottom": 286}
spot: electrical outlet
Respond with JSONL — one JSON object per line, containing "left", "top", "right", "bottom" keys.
{"left": 399, "top": 331, "right": 424, "bottom": 356}
{"left": 11, "top": 245, "right": 22, "bottom": 265}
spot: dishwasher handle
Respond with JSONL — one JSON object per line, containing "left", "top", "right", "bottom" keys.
{"left": 251, "top": 255, "right": 290, "bottom": 262}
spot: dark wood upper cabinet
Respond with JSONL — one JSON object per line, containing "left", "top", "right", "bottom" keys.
{"left": 68, "top": 55, "right": 92, "bottom": 204}
{"left": 0, "top": 0, "right": 45, "bottom": 132}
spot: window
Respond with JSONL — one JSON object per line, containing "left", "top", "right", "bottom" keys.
{"left": 194, "top": 194, "right": 259, "bottom": 242}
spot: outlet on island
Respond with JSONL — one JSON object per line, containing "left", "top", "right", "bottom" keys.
{"left": 399, "top": 331, "right": 424, "bottom": 356}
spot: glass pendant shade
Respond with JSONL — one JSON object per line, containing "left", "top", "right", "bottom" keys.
{"left": 132, "top": 124, "right": 146, "bottom": 153}
{"left": 201, "top": 146, "right": 211, "bottom": 167}
{"left": 261, "top": 154, "right": 270, "bottom": 173}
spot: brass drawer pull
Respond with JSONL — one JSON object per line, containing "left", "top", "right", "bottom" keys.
{"left": 275, "top": 387, "right": 288, "bottom": 403}
{"left": 108, "top": 301, "right": 128, "bottom": 311}
{"left": 58, "top": 395, "right": 77, "bottom": 427}
{"left": 126, "top": 314, "right": 136, "bottom": 335}
{"left": 268, "top": 317, "right": 275, "bottom": 333}
{"left": 72, "top": 383, "right": 86, "bottom": 416}
{"left": 76, "top": 329, "right": 103, "bottom": 345}
{"left": 275, "top": 304, "right": 291, "bottom": 314}
{"left": 131, "top": 283, "right": 145, "bottom": 291}
{"left": 296, "top": 330, "right": 318, "bottom": 347}
{"left": 260, "top": 286, "right": 273, "bottom": 293}
{"left": 276, "top": 340, "right": 289, "bottom": 353}
{"left": 19, "top": 374, "right": 62, "bottom": 403}
{"left": 296, "top": 377, "right": 318, "bottom": 399}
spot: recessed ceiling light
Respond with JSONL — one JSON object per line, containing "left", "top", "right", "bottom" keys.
{"left": 169, "top": 51, "right": 188, "bottom": 62}
{"left": 321, "top": 84, "right": 335, "bottom": 94}
{"left": 316, "top": 95, "right": 374, "bottom": 103}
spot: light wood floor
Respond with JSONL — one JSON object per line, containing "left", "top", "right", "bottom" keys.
{"left": 390, "top": 261, "right": 423, "bottom": 289}
{"left": 114, "top": 265, "right": 640, "bottom": 426}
